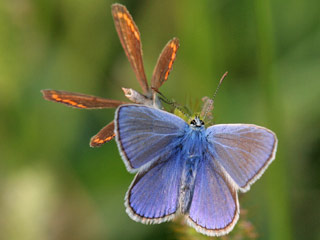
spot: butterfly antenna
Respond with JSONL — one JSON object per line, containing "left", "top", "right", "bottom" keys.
{"left": 152, "top": 87, "right": 191, "bottom": 118}
{"left": 202, "top": 71, "right": 228, "bottom": 120}
{"left": 151, "top": 87, "right": 172, "bottom": 104}
{"left": 213, "top": 71, "right": 228, "bottom": 103}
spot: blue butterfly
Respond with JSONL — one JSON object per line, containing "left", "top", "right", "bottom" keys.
{"left": 114, "top": 103, "right": 277, "bottom": 236}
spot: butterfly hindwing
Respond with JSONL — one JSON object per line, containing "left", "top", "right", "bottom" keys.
{"left": 115, "top": 105, "right": 187, "bottom": 172}
{"left": 206, "top": 124, "right": 278, "bottom": 191}
{"left": 125, "top": 149, "right": 183, "bottom": 223}
{"left": 186, "top": 153, "right": 239, "bottom": 236}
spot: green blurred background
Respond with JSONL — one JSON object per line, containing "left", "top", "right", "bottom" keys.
{"left": 1, "top": 0, "right": 319, "bottom": 239}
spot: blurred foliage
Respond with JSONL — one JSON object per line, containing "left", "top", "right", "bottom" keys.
{"left": 1, "top": 0, "right": 320, "bottom": 239}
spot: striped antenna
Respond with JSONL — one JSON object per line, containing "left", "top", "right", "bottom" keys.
{"left": 201, "top": 71, "right": 228, "bottom": 121}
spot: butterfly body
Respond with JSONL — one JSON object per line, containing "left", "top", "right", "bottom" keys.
{"left": 179, "top": 124, "right": 205, "bottom": 213}
{"left": 115, "top": 104, "right": 277, "bottom": 236}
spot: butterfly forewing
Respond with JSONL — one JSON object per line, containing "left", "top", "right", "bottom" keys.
{"left": 42, "top": 90, "right": 127, "bottom": 109}
{"left": 206, "top": 124, "right": 277, "bottom": 191}
{"left": 90, "top": 121, "right": 116, "bottom": 147}
{"left": 151, "top": 38, "right": 180, "bottom": 90}
{"left": 111, "top": 4, "right": 149, "bottom": 95}
{"left": 115, "top": 105, "right": 187, "bottom": 172}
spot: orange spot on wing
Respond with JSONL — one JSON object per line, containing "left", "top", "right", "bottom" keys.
{"left": 93, "top": 133, "right": 116, "bottom": 145}
{"left": 52, "top": 94, "right": 59, "bottom": 99}
{"left": 50, "top": 97, "right": 87, "bottom": 108}
{"left": 164, "top": 42, "right": 178, "bottom": 80}
{"left": 93, "top": 134, "right": 116, "bottom": 145}
{"left": 62, "top": 99, "right": 77, "bottom": 105}
{"left": 105, "top": 133, "right": 116, "bottom": 141}
{"left": 116, "top": 12, "right": 140, "bottom": 41}
{"left": 77, "top": 104, "right": 87, "bottom": 108}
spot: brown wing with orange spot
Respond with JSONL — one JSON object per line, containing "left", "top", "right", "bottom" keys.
{"left": 112, "top": 4, "right": 149, "bottom": 95}
{"left": 151, "top": 38, "right": 179, "bottom": 90}
{"left": 90, "top": 121, "right": 116, "bottom": 147}
{"left": 41, "top": 90, "right": 127, "bottom": 109}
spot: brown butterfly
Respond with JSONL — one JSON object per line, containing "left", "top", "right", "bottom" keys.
{"left": 42, "top": 4, "right": 179, "bottom": 147}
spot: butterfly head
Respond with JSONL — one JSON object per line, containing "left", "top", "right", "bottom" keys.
{"left": 189, "top": 116, "right": 205, "bottom": 129}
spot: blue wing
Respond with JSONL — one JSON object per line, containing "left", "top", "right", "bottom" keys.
{"left": 206, "top": 124, "right": 278, "bottom": 191}
{"left": 187, "top": 154, "right": 239, "bottom": 236}
{"left": 125, "top": 149, "right": 183, "bottom": 223}
{"left": 115, "top": 104, "right": 187, "bottom": 172}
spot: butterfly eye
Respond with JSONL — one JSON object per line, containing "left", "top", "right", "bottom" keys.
{"left": 190, "top": 120, "right": 196, "bottom": 125}
{"left": 200, "top": 120, "right": 205, "bottom": 125}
